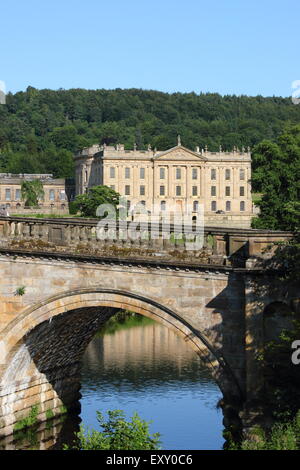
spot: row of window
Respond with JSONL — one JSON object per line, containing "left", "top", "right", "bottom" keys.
{"left": 110, "top": 184, "right": 246, "bottom": 197}
{"left": 125, "top": 200, "right": 246, "bottom": 212}
{"left": 210, "top": 168, "right": 245, "bottom": 180}
{"left": 109, "top": 167, "right": 246, "bottom": 181}
{"left": 211, "top": 186, "right": 245, "bottom": 196}
{"left": 4, "top": 202, "right": 67, "bottom": 209}
{"left": 4, "top": 188, "right": 21, "bottom": 200}
{"left": 211, "top": 201, "right": 246, "bottom": 212}
{"left": 121, "top": 185, "right": 189, "bottom": 196}
{"left": 1, "top": 188, "right": 66, "bottom": 202}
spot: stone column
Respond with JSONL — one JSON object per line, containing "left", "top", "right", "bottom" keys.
{"left": 64, "top": 225, "right": 72, "bottom": 246}
{"left": 22, "top": 222, "right": 30, "bottom": 238}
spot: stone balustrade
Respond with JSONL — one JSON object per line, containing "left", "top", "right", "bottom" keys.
{"left": 0, "top": 216, "right": 293, "bottom": 266}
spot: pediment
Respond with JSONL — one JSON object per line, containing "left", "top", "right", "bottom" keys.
{"left": 154, "top": 145, "right": 207, "bottom": 162}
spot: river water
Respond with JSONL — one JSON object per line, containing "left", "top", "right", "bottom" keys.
{"left": 1, "top": 315, "right": 224, "bottom": 450}
{"left": 80, "top": 315, "right": 224, "bottom": 450}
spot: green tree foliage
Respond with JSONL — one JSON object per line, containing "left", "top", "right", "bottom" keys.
{"left": 1, "top": 87, "right": 300, "bottom": 178}
{"left": 21, "top": 180, "right": 44, "bottom": 207}
{"left": 231, "top": 411, "right": 300, "bottom": 450}
{"left": 251, "top": 125, "right": 300, "bottom": 231}
{"left": 262, "top": 315, "right": 300, "bottom": 421}
{"left": 266, "top": 233, "right": 300, "bottom": 281}
{"left": 65, "top": 410, "right": 161, "bottom": 450}
{"left": 73, "top": 185, "right": 120, "bottom": 217}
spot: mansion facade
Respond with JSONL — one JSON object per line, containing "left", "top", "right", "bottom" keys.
{"left": 74, "top": 139, "right": 254, "bottom": 228}
{"left": 0, "top": 174, "right": 69, "bottom": 214}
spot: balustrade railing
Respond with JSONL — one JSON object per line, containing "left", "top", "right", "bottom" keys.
{"left": 0, "top": 216, "right": 293, "bottom": 264}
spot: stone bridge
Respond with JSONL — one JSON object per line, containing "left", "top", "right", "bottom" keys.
{"left": 0, "top": 217, "right": 298, "bottom": 439}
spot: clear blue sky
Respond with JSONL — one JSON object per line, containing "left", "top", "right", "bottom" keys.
{"left": 1, "top": 0, "right": 299, "bottom": 96}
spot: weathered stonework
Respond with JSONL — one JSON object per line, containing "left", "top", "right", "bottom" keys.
{"left": 0, "top": 217, "right": 293, "bottom": 267}
{"left": 0, "top": 220, "right": 297, "bottom": 439}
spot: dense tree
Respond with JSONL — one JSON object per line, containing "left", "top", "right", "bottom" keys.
{"left": 21, "top": 180, "right": 44, "bottom": 207}
{"left": 73, "top": 185, "right": 120, "bottom": 218}
{"left": 251, "top": 125, "right": 300, "bottom": 231}
{"left": 1, "top": 87, "right": 300, "bottom": 179}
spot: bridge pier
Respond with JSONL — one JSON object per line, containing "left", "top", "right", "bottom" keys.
{"left": 0, "top": 362, "right": 81, "bottom": 438}
{"left": 0, "top": 306, "right": 117, "bottom": 437}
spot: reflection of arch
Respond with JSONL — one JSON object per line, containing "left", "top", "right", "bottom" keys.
{"left": 0, "top": 288, "right": 242, "bottom": 400}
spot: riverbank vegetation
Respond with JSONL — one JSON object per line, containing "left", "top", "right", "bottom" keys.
{"left": 260, "top": 315, "right": 300, "bottom": 422}
{"left": 231, "top": 411, "right": 300, "bottom": 450}
{"left": 64, "top": 409, "right": 161, "bottom": 450}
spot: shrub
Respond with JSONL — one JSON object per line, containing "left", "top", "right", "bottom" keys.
{"left": 231, "top": 411, "right": 300, "bottom": 450}
{"left": 64, "top": 409, "right": 161, "bottom": 450}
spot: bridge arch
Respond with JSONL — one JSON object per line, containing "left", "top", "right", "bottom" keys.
{"left": 0, "top": 288, "right": 242, "bottom": 437}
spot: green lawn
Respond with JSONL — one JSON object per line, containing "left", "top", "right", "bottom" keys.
{"left": 11, "top": 213, "right": 78, "bottom": 219}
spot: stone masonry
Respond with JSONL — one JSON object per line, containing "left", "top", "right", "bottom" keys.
{"left": 0, "top": 218, "right": 298, "bottom": 438}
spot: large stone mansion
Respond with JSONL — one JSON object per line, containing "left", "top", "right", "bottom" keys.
{"left": 74, "top": 138, "right": 254, "bottom": 228}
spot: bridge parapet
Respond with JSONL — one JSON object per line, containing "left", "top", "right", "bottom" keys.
{"left": 0, "top": 217, "right": 292, "bottom": 267}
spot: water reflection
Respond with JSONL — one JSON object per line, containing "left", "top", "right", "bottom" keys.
{"left": 80, "top": 317, "right": 224, "bottom": 450}
{"left": 0, "top": 315, "right": 224, "bottom": 450}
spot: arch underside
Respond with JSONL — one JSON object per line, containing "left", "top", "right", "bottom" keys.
{"left": 0, "top": 288, "right": 243, "bottom": 437}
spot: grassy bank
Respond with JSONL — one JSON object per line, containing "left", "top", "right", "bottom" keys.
{"left": 97, "top": 311, "right": 155, "bottom": 336}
